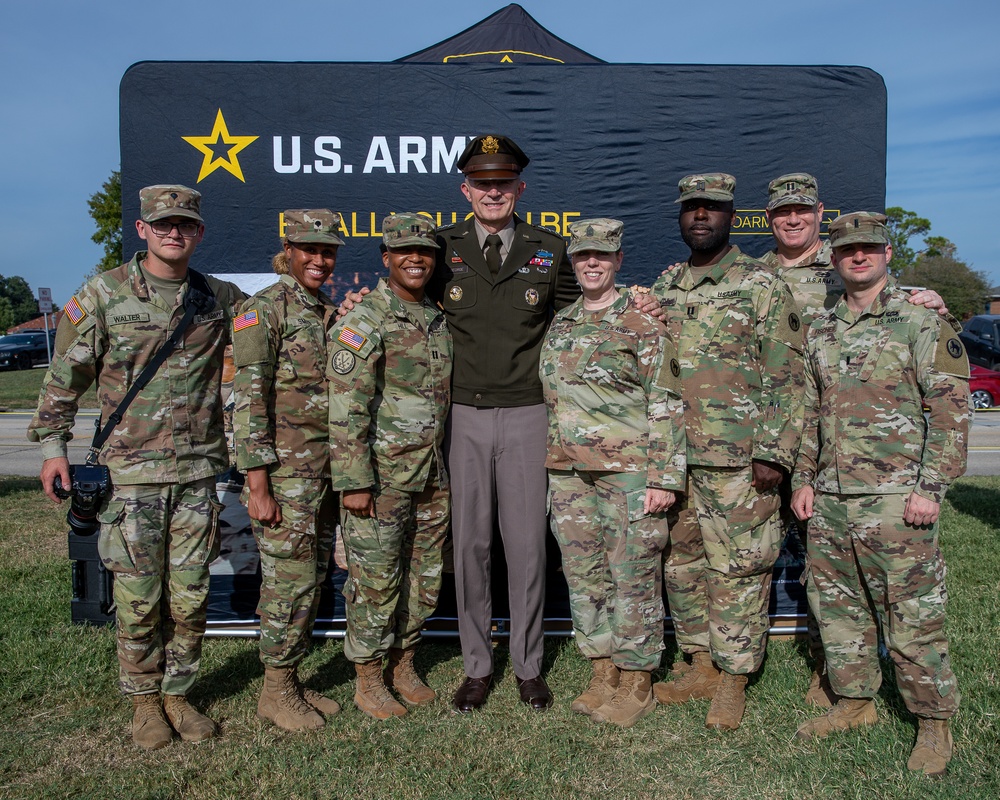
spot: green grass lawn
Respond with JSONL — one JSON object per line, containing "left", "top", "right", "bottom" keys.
{"left": 0, "top": 367, "right": 98, "bottom": 410}
{"left": 1, "top": 476, "right": 997, "bottom": 799}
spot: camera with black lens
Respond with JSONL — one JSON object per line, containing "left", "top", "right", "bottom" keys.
{"left": 54, "top": 465, "right": 112, "bottom": 536}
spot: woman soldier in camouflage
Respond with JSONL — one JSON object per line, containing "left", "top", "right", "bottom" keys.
{"left": 539, "top": 219, "right": 686, "bottom": 727}
{"left": 231, "top": 210, "right": 343, "bottom": 731}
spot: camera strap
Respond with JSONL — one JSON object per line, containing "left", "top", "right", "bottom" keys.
{"left": 86, "top": 269, "right": 217, "bottom": 466}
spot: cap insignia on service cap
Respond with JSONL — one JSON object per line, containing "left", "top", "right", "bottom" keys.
{"left": 382, "top": 213, "right": 441, "bottom": 250}
{"left": 140, "top": 184, "right": 203, "bottom": 223}
{"left": 766, "top": 173, "right": 819, "bottom": 211}
{"left": 283, "top": 209, "right": 345, "bottom": 245}
{"left": 675, "top": 173, "right": 736, "bottom": 204}
{"left": 481, "top": 135, "right": 500, "bottom": 155}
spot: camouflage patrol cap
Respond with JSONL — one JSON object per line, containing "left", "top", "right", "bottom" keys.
{"left": 767, "top": 173, "right": 819, "bottom": 211}
{"left": 458, "top": 135, "right": 529, "bottom": 178}
{"left": 828, "top": 212, "right": 889, "bottom": 248}
{"left": 382, "top": 213, "right": 441, "bottom": 250}
{"left": 140, "top": 185, "right": 203, "bottom": 223}
{"left": 283, "top": 209, "right": 345, "bottom": 245}
{"left": 567, "top": 218, "right": 624, "bottom": 255}
{"left": 675, "top": 173, "right": 736, "bottom": 203}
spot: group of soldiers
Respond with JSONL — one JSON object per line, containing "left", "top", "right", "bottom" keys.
{"left": 28, "top": 133, "right": 968, "bottom": 778}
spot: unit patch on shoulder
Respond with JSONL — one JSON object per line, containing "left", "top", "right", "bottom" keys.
{"left": 337, "top": 326, "right": 368, "bottom": 351}
{"left": 331, "top": 349, "right": 357, "bottom": 375}
{"left": 788, "top": 312, "right": 801, "bottom": 332}
{"left": 64, "top": 296, "right": 86, "bottom": 325}
{"left": 233, "top": 310, "right": 259, "bottom": 332}
{"left": 946, "top": 338, "right": 963, "bottom": 359}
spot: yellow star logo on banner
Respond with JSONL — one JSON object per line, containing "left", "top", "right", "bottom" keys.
{"left": 182, "top": 109, "right": 258, "bottom": 183}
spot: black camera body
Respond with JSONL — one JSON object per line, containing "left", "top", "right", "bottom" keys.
{"left": 54, "top": 465, "right": 112, "bottom": 536}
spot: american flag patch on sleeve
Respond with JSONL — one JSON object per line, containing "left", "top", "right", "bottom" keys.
{"left": 337, "top": 327, "right": 367, "bottom": 351}
{"left": 64, "top": 296, "right": 86, "bottom": 325}
{"left": 233, "top": 310, "right": 259, "bottom": 332}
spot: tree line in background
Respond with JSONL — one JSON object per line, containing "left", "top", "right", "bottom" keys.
{"left": 82, "top": 171, "right": 994, "bottom": 321}
{"left": 0, "top": 275, "right": 38, "bottom": 331}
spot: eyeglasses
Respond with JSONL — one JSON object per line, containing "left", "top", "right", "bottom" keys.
{"left": 148, "top": 220, "right": 201, "bottom": 237}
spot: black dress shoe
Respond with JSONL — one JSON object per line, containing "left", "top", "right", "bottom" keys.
{"left": 453, "top": 675, "right": 492, "bottom": 713}
{"left": 516, "top": 676, "right": 553, "bottom": 711}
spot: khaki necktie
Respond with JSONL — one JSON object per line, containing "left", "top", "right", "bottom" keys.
{"left": 484, "top": 234, "right": 503, "bottom": 277}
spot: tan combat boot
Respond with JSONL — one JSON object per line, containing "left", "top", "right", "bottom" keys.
{"left": 257, "top": 667, "right": 325, "bottom": 732}
{"left": 907, "top": 718, "right": 953, "bottom": 776}
{"left": 795, "top": 697, "right": 877, "bottom": 739}
{"left": 705, "top": 671, "right": 748, "bottom": 731}
{"left": 590, "top": 670, "right": 655, "bottom": 728}
{"left": 293, "top": 671, "right": 341, "bottom": 717}
{"left": 355, "top": 660, "right": 407, "bottom": 719}
{"left": 131, "top": 692, "right": 173, "bottom": 750}
{"left": 571, "top": 657, "right": 620, "bottom": 716}
{"left": 653, "top": 651, "right": 720, "bottom": 704}
{"left": 805, "top": 651, "right": 837, "bottom": 709}
{"left": 385, "top": 647, "right": 436, "bottom": 705}
{"left": 163, "top": 694, "right": 216, "bottom": 742}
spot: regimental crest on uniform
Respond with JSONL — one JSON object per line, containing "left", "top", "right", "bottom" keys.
{"left": 788, "top": 312, "right": 801, "bottom": 332}
{"left": 64, "top": 296, "right": 86, "bottom": 325}
{"left": 449, "top": 286, "right": 463, "bottom": 302}
{"left": 481, "top": 135, "right": 500, "bottom": 155}
{"left": 670, "top": 358, "right": 681, "bottom": 377}
{"left": 337, "top": 327, "right": 368, "bottom": 351}
{"left": 947, "top": 338, "right": 964, "bottom": 358}
{"left": 525, "top": 288, "right": 539, "bottom": 306}
{"left": 331, "top": 349, "right": 357, "bottom": 375}
{"left": 233, "top": 310, "right": 259, "bottom": 332}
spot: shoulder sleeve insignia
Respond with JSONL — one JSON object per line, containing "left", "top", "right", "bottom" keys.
{"left": 788, "top": 312, "right": 801, "bottom": 332}
{"left": 331, "top": 349, "right": 357, "bottom": 375}
{"left": 946, "top": 338, "right": 963, "bottom": 359}
{"left": 233, "top": 310, "right": 259, "bottom": 332}
{"left": 670, "top": 357, "right": 681, "bottom": 377}
{"left": 337, "top": 326, "right": 368, "bottom": 351}
{"left": 64, "top": 296, "right": 86, "bottom": 325}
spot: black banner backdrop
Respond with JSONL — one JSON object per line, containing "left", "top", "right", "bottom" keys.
{"left": 120, "top": 62, "right": 886, "bottom": 301}
{"left": 112, "top": 29, "right": 886, "bottom": 634}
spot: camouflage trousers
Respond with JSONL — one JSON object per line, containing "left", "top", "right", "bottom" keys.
{"left": 252, "top": 477, "right": 336, "bottom": 668}
{"left": 341, "top": 477, "right": 449, "bottom": 663}
{"left": 663, "top": 466, "right": 782, "bottom": 674}
{"left": 549, "top": 470, "right": 669, "bottom": 671}
{"left": 96, "top": 477, "right": 222, "bottom": 696}
{"left": 807, "top": 492, "right": 959, "bottom": 718}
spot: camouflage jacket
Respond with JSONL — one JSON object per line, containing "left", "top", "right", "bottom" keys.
{"left": 760, "top": 241, "right": 842, "bottom": 326}
{"left": 328, "top": 278, "right": 452, "bottom": 492}
{"left": 792, "top": 280, "right": 969, "bottom": 503}
{"left": 28, "top": 252, "right": 245, "bottom": 484}
{"left": 539, "top": 289, "right": 686, "bottom": 490}
{"left": 650, "top": 246, "right": 806, "bottom": 471}
{"left": 231, "top": 274, "right": 335, "bottom": 478}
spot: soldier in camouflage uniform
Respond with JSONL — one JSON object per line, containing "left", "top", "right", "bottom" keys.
{"left": 540, "top": 219, "right": 686, "bottom": 728}
{"left": 791, "top": 212, "right": 968, "bottom": 777}
{"left": 328, "top": 214, "right": 452, "bottom": 720}
{"left": 231, "top": 209, "right": 343, "bottom": 732}
{"left": 762, "top": 174, "right": 949, "bottom": 708}
{"left": 29, "top": 185, "right": 245, "bottom": 749}
{"left": 649, "top": 174, "right": 806, "bottom": 731}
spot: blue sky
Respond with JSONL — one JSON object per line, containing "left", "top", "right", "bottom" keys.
{"left": 2, "top": 0, "right": 998, "bottom": 306}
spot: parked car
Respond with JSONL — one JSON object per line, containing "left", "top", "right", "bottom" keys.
{"left": 959, "top": 314, "right": 1000, "bottom": 370}
{"left": 0, "top": 331, "right": 55, "bottom": 371}
{"left": 970, "top": 365, "right": 1000, "bottom": 410}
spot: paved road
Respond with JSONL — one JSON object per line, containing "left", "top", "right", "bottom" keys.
{"left": 4, "top": 408, "right": 1000, "bottom": 478}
